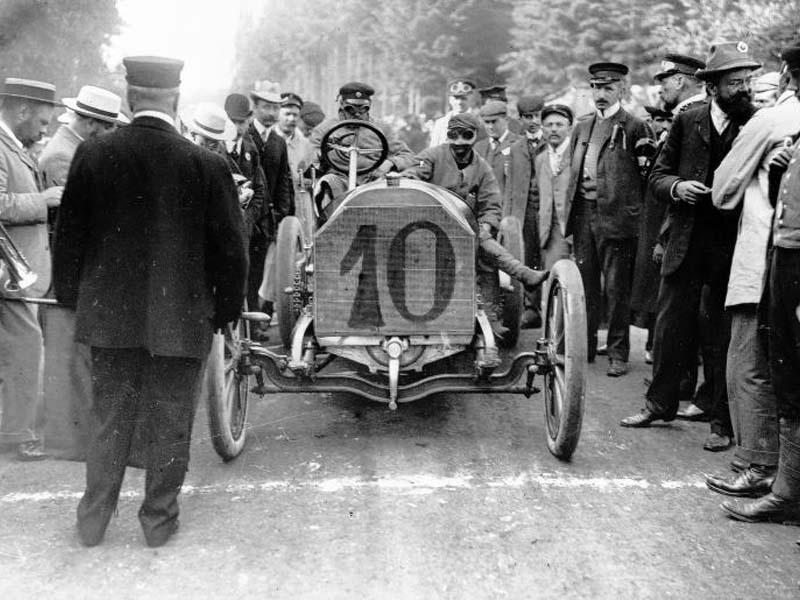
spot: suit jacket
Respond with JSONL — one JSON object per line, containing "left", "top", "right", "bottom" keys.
{"left": 507, "top": 134, "right": 546, "bottom": 223}
{"left": 227, "top": 132, "right": 268, "bottom": 240}
{"left": 39, "top": 125, "right": 82, "bottom": 187}
{"left": 650, "top": 104, "right": 749, "bottom": 276}
{"left": 0, "top": 126, "right": 50, "bottom": 297}
{"left": 474, "top": 130, "right": 520, "bottom": 205}
{"left": 53, "top": 116, "right": 247, "bottom": 359}
{"left": 566, "top": 107, "right": 652, "bottom": 240}
{"left": 535, "top": 143, "right": 572, "bottom": 247}
{"left": 248, "top": 122, "right": 294, "bottom": 240}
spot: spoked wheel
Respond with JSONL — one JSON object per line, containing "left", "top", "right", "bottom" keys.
{"left": 203, "top": 317, "right": 250, "bottom": 461}
{"left": 542, "top": 259, "right": 587, "bottom": 460}
{"left": 497, "top": 216, "right": 524, "bottom": 349}
{"left": 275, "top": 216, "right": 306, "bottom": 349}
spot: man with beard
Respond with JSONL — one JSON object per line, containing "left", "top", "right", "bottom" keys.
{"left": 621, "top": 42, "right": 760, "bottom": 453}
{"left": 565, "top": 62, "right": 653, "bottom": 377}
{"left": 656, "top": 53, "right": 708, "bottom": 116}
{"left": 401, "top": 111, "right": 549, "bottom": 344}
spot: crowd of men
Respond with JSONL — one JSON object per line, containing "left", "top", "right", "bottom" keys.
{"left": 2, "top": 36, "right": 800, "bottom": 547}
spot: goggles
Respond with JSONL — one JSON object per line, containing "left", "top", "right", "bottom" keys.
{"left": 446, "top": 128, "right": 476, "bottom": 141}
{"left": 342, "top": 103, "right": 370, "bottom": 116}
{"left": 449, "top": 81, "right": 475, "bottom": 96}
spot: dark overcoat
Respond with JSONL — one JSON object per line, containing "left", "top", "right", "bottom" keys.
{"left": 565, "top": 108, "right": 652, "bottom": 240}
{"left": 248, "top": 123, "right": 294, "bottom": 240}
{"left": 53, "top": 116, "right": 247, "bottom": 359}
{"left": 649, "top": 104, "right": 745, "bottom": 277}
{"left": 227, "top": 132, "right": 268, "bottom": 241}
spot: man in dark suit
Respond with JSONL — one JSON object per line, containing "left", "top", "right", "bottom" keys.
{"left": 565, "top": 62, "right": 653, "bottom": 377}
{"left": 248, "top": 88, "right": 294, "bottom": 319}
{"left": 620, "top": 42, "right": 761, "bottom": 452}
{"left": 475, "top": 100, "right": 520, "bottom": 205}
{"left": 53, "top": 56, "right": 247, "bottom": 547}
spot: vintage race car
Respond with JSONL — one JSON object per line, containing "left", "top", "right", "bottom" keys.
{"left": 201, "top": 120, "right": 587, "bottom": 463}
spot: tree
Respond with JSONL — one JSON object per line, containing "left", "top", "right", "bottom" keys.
{"left": 0, "top": 0, "right": 122, "bottom": 96}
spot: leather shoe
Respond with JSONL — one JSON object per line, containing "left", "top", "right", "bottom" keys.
{"left": 620, "top": 408, "right": 674, "bottom": 428}
{"left": 703, "top": 432, "right": 732, "bottom": 452}
{"left": 520, "top": 308, "right": 542, "bottom": 330}
{"left": 676, "top": 403, "right": 710, "bottom": 422}
{"left": 730, "top": 457, "right": 749, "bottom": 473}
{"left": 144, "top": 519, "right": 179, "bottom": 548}
{"left": 16, "top": 439, "right": 49, "bottom": 462}
{"left": 521, "top": 268, "right": 549, "bottom": 291}
{"left": 607, "top": 359, "right": 628, "bottom": 377}
{"left": 721, "top": 493, "right": 800, "bottom": 524}
{"left": 706, "top": 466, "right": 776, "bottom": 498}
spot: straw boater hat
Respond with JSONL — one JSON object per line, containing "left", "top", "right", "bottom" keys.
{"left": 62, "top": 85, "right": 124, "bottom": 124}
{"left": 186, "top": 102, "right": 236, "bottom": 142}
{"left": 0, "top": 77, "right": 61, "bottom": 105}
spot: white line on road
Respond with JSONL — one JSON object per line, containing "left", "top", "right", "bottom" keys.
{"left": 0, "top": 473, "right": 705, "bottom": 504}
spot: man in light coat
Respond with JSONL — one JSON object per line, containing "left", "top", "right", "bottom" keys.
{"left": 705, "top": 56, "right": 800, "bottom": 498}
{"left": 0, "top": 78, "right": 63, "bottom": 461}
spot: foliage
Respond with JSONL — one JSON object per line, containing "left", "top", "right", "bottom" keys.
{"left": 0, "top": 0, "right": 122, "bottom": 96}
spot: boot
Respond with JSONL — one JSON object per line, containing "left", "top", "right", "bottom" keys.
{"left": 480, "top": 236, "right": 549, "bottom": 290}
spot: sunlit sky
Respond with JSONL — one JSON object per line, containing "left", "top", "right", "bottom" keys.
{"left": 107, "top": 0, "right": 264, "bottom": 102}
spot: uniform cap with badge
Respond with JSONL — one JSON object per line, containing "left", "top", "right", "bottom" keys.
{"left": 695, "top": 41, "right": 761, "bottom": 80}
{"left": 541, "top": 104, "right": 574, "bottom": 124}
{"left": 123, "top": 56, "right": 183, "bottom": 88}
{"left": 654, "top": 54, "right": 706, "bottom": 81}
{"left": 478, "top": 84, "right": 508, "bottom": 102}
{"left": 338, "top": 82, "right": 375, "bottom": 106}
{"left": 280, "top": 92, "right": 304, "bottom": 110}
{"left": 588, "top": 62, "right": 629, "bottom": 84}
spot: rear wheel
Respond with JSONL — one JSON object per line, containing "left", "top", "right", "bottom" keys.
{"left": 497, "top": 216, "right": 524, "bottom": 348}
{"left": 275, "top": 216, "right": 305, "bottom": 349}
{"left": 204, "top": 318, "right": 250, "bottom": 461}
{"left": 542, "top": 259, "right": 587, "bottom": 460}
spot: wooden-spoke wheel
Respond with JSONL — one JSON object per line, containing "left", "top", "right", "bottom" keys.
{"left": 542, "top": 259, "right": 587, "bottom": 460}
{"left": 204, "top": 318, "right": 250, "bottom": 461}
{"left": 275, "top": 216, "right": 306, "bottom": 349}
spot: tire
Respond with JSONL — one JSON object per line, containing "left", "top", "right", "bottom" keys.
{"left": 203, "top": 318, "right": 250, "bottom": 461}
{"left": 497, "top": 216, "right": 524, "bottom": 348}
{"left": 542, "top": 259, "right": 587, "bottom": 460}
{"left": 275, "top": 216, "right": 305, "bottom": 349}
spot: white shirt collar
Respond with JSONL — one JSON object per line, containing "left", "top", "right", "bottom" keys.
{"left": 133, "top": 110, "right": 176, "bottom": 128}
{"left": 66, "top": 124, "right": 84, "bottom": 142}
{"left": 225, "top": 137, "right": 242, "bottom": 154}
{"left": 672, "top": 92, "right": 707, "bottom": 115}
{"left": 596, "top": 102, "right": 620, "bottom": 119}
{"left": 709, "top": 100, "right": 729, "bottom": 134}
{"left": 491, "top": 129, "right": 509, "bottom": 145}
{"left": 526, "top": 130, "right": 542, "bottom": 142}
{"left": 253, "top": 118, "right": 267, "bottom": 137}
{"left": 0, "top": 117, "right": 23, "bottom": 149}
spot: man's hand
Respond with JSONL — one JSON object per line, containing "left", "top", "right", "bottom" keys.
{"left": 770, "top": 146, "right": 795, "bottom": 171}
{"left": 370, "top": 159, "right": 393, "bottom": 180}
{"left": 43, "top": 186, "right": 63, "bottom": 208}
{"left": 674, "top": 180, "right": 711, "bottom": 205}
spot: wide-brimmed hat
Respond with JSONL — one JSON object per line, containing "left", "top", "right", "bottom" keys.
{"left": 695, "top": 41, "right": 761, "bottom": 80}
{"left": 1, "top": 77, "right": 60, "bottom": 105}
{"left": 62, "top": 85, "right": 123, "bottom": 123}
{"left": 186, "top": 102, "right": 236, "bottom": 142}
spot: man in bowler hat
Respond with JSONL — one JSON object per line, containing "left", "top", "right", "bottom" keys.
{"left": 54, "top": 56, "right": 247, "bottom": 547}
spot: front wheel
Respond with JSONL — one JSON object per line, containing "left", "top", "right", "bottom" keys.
{"left": 203, "top": 319, "right": 250, "bottom": 461}
{"left": 274, "top": 216, "right": 306, "bottom": 349}
{"left": 542, "top": 259, "right": 587, "bottom": 460}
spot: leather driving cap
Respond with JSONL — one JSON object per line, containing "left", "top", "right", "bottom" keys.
{"left": 123, "top": 56, "right": 183, "bottom": 88}
{"left": 448, "top": 112, "right": 481, "bottom": 131}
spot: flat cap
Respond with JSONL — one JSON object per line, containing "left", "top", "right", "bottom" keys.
{"left": 478, "top": 85, "right": 508, "bottom": 101}
{"left": 643, "top": 105, "right": 673, "bottom": 119}
{"left": 589, "top": 62, "right": 629, "bottom": 83}
{"left": 447, "top": 77, "right": 476, "bottom": 97}
{"left": 123, "top": 56, "right": 183, "bottom": 88}
{"left": 0, "top": 77, "right": 59, "bottom": 105}
{"left": 782, "top": 44, "right": 800, "bottom": 70}
{"left": 479, "top": 100, "right": 508, "bottom": 118}
{"left": 224, "top": 93, "right": 252, "bottom": 121}
{"left": 541, "top": 103, "right": 574, "bottom": 124}
{"left": 696, "top": 41, "right": 761, "bottom": 80}
{"left": 654, "top": 53, "right": 706, "bottom": 81}
{"left": 299, "top": 101, "right": 325, "bottom": 127}
{"left": 448, "top": 112, "right": 481, "bottom": 131}
{"left": 280, "top": 92, "right": 303, "bottom": 109}
{"left": 517, "top": 95, "right": 545, "bottom": 115}
{"left": 339, "top": 82, "right": 374, "bottom": 106}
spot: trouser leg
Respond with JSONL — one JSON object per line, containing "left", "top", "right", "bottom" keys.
{"left": 0, "top": 300, "right": 43, "bottom": 445}
{"left": 727, "top": 306, "right": 779, "bottom": 466}
{"left": 77, "top": 347, "right": 142, "bottom": 544}
{"left": 646, "top": 256, "right": 702, "bottom": 417}
{"left": 598, "top": 236, "right": 635, "bottom": 362}
{"left": 522, "top": 206, "right": 541, "bottom": 316}
{"left": 247, "top": 233, "right": 267, "bottom": 311}
{"left": 773, "top": 419, "right": 800, "bottom": 500}
{"left": 572, "top": 202, "right": 601, "bottom": 360}
{"left": 704, "top": 247, "right": 734, "bottom": 437}
{"left": 138, "top": 354, "right": 201, "bottom": 543}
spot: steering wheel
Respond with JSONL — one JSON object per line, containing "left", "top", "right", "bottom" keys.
{"left": 319, "top": 119, "right": 390, "bottom": 177}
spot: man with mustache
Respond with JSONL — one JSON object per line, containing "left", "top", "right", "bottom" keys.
{"left": 621, "top": 42, "right": 760, "bottom": 453}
